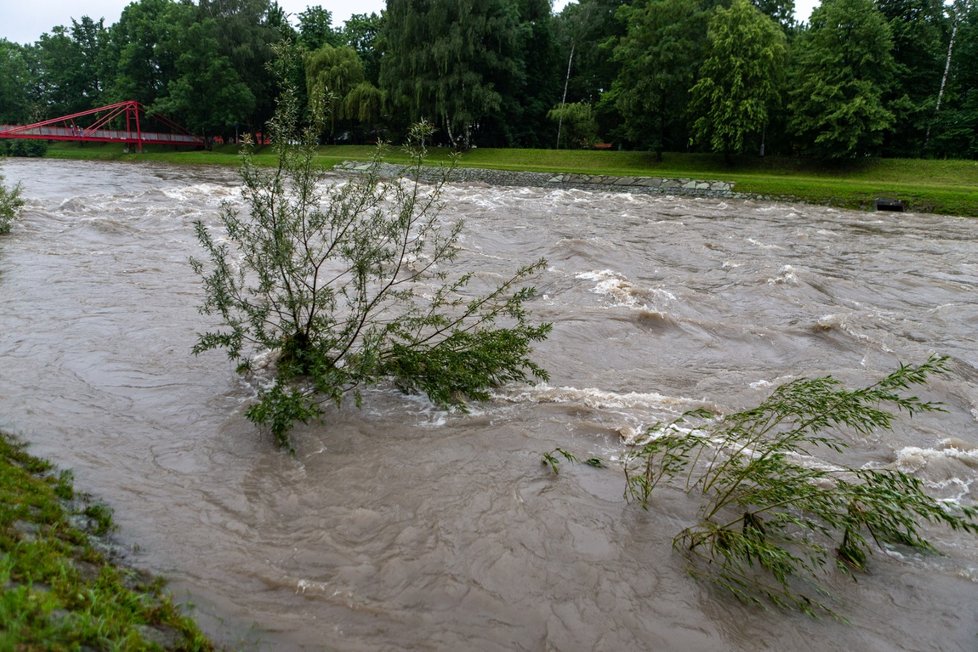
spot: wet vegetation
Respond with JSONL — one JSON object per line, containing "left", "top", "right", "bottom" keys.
{"left": 0, "top": 431, "right": 213, "bottom": 649}
{"left": 546, "top": 356, "right": 978, "bottom": 616}
{"left": 0, "top": 168, "right": 23, "bottom": 234}
{"left": 191, "top": 49, "right": 550, "bottom": 449}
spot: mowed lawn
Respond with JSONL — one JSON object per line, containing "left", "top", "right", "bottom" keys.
{"left": 41, "top": 142, "right": 978, "bottom": 217}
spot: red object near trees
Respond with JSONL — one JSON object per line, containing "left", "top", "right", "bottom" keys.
{"left": 0, "top": 101, "right": 204, "bottom": 151}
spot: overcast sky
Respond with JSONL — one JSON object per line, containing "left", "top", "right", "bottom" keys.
{"left": 1, "top": 0, "right": 818, "bottom": 46}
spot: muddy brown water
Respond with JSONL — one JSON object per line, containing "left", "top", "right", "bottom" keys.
{"left": 1, "top": 159, "right": 977, "bottom": 650}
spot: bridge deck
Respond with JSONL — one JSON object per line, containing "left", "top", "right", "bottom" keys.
{"left": 0, "top": 125, "right": 202, "bottom": 146}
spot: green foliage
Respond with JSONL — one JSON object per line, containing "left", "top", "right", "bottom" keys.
{"left": 556, "top": 0, "right": 629, "bottom": 109}
{"left": 623, "top": 356, "right": 978, "bottom": 615}
{"left": 192, "top": 46, "right": 551, "bottom": 448}
{"left": 304, "top": 43, "right": 366, "bottom": 138}
{"left": 932, "top": 0, "right": 978, "bottom": 159}
{"left": 34, "top": 17, "right": 110, "bottom": 118}
{"left": 108, "top": 0, "right": 180, "bottom": 108}
{"left": 542, "top": 447, "right": 605, "bottom": 474}
{"left": 0, "top": 432, "right": 213, "bottom": 649}
{"left": 688, "top": 0, "right": 787, "bottom": 158}
{"left": 752, "top": 0, "right": 797, "bottom": 31}
{"left": 548, "top": 102, "right": 599, "bottom": 149}
{"left": 149, "top": 12, "right": 255, "bottom": 138}
{"left": 340, "top": 13, "right": 384, "bottom": 85}
{"left": 610, "top": 0, "right": 710, "bottom": 156}
{"left": 0, "top": 169, "right": 24, "bottom": 235}
{"left": 196, "top": 0, "right": 293, "bottom": 138}
{"left": 787, "top": 0, "right": 898, "bottom": 159}
{"left": 2, "top": 140, "right": 48, "bottom": 157}
{"left": 379, "top": 0, "right": 526, "bottom": 147}
{"left": 0, "top": 39, "right": 38, "bottom": 124}
{"left": 876, "top": 0, "right": 949, "bottom": 156}
{"left": 297, "top": 5, "right": 342, "bottom": 51}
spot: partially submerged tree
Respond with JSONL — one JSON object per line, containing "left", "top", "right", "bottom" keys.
{"left": 191, "top": 46, "right": 551, "bottom": 449}
{"left": 0, "top": 169, "right": 24, "bottom": 235}
{"left": 622, "top": 356, "right": 978, "bottom": 615}
{"left": 543, "top": 356, "right": 978, "bottom": 615}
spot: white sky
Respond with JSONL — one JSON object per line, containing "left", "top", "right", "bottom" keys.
{"left": 1, "top": 0, "right": 815, "bottom": 46}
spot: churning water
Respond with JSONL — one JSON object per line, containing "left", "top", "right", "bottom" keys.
{"left": 1, "top": 158, "right": 977, "bottom": 650}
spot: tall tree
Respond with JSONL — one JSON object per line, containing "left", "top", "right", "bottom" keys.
{"left": 198, "top": 0, "right": 293, "bottom": 139}
{"left": 876, "top": 0, "right": 950, "bottom": 156}
{"left": 341, "top": 12, "right": 384, "bottom": 85}
{"left": 297, "top": 5, "right": 342, "bottom": 51}
{"left": 151, "top": 12, "right": 255, "bottom": 140}
{"left": 107, "top": 0, "right": 180, "bottom": 107}
{"left": 787, "top": 0, "right": 897, "bottom": 158}
{"left": 379, "top": 0, "right": 523, "bottom": 147}
{"left": 689, "top": 0, "right": 787, "bottom": 159}
{"left": 36, "top": 18, "right": 109, "bottom": 116}
{"left": 931, "top": 0, "right": 978, "bottom": 158}
{"left": 608, "top": 0, "right": 711, "bottom": 156}
{"left": 0, "top": 40, "right": 37, "bottom": 123}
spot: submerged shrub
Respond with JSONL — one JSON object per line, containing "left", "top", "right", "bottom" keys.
{"left": 543, "top": 356, "right": 978, "bottom": 616}
{"left": 192, "top": 45, "right": 550, "bottom": 449}
{"left": 623, "top": 355, "right": 978, "bottom": 615}
{"left": 0, "top": 169, "right": 24, "bottom": 235}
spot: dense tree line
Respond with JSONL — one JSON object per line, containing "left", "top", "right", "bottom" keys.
{"left": 0, "top": 0, "right": 975, "bottom": 158}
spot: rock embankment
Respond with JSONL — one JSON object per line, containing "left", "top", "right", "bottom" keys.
{"left": 333, "top": 161, "right": 735, "bottom": 198}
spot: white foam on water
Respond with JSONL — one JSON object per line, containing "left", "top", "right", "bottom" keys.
{"left": 496, "top": 383, "right": 700, "bottom": 411}
{"left": 747, "top": 237, "right": 781, "bottom": 250}
{"left": 576, "top": 269, "right": 677, "bottom": 312}
{"left": 296, "top": 579, "right": 330, "bottom": 594}
{"left": 767, "top": 264, "right": 798, "bottom": 285}
{"left": 895, "top": 443, "right": 978, "bottom": 470}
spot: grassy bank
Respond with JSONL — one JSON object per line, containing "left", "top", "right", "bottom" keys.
{"left": 0, "top": 431, "right": 213, "bottom": 650}
{"left": 41, "top": 142, "right": 978, "bottom": 217}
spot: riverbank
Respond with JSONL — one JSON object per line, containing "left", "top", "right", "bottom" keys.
{"left": 0, "top": 431, "right": 213, "bottom": 650}
{"left": 38, "top": 142, "right": 978, "bottom": 217}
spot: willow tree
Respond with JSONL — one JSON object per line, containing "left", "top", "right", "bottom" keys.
{"left": 304, "top": 43, "right": 365, "bottom": 138}
{"left": 379, "top": 0, "right": 522, "bottom": 147}
{"left": 688, "top": 0, "right": 787, "bottom": 159}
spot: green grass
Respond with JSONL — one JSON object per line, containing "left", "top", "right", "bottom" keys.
{"left": 0, "top": 431, "right": 214, "bottom": 650}
{"left": 39, "top": 142, "right": 978, "bottom": 217}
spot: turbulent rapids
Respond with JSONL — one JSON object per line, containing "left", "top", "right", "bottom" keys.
{"left": 1, "top": 158, "right": 977, "bottom": 650}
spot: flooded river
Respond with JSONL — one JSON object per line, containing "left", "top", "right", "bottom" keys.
{"left": 1, "top": 158, "right": 977, "bottom": 650}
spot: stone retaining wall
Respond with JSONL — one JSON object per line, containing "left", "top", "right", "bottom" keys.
{"left": 333, "top": 161, "right": 736, "bottom": 198}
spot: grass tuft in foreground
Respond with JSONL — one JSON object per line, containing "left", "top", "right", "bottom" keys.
{"left": 0, "top": 431, "right": 213, "bottom": 650}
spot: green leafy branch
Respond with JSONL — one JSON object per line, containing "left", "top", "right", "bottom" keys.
{"left": 622, "top": 355, "right": 978, "bottom": 615}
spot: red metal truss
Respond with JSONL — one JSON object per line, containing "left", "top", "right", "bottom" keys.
{"left": 0, "top": 101, "right": 204, "bottom": 151}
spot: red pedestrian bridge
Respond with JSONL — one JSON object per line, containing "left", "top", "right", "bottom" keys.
{"left": 0, "top": 101, "right": 204, "bottom": 151}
